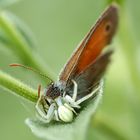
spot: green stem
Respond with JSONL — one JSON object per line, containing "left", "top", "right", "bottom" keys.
{"left": 0, "top": 70, "right": 38, "bottom": 102}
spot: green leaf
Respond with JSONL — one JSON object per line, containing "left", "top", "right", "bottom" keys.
{"left": 0, "top": 1, "right": 140, "bottom": 139}
{"left": 26, "top": 84, "right": 103, "bottom": 140}
{"left": 0, "top": 27, "right": 13, "bottom": 45}
{"left": 0, "top": 11, "right": 37, "bottom": 48}
{"left": 0, "top": 11, "right": 36, "bottom": 51}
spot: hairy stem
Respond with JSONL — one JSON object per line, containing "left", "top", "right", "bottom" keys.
{"left": 0, "top": 70, "right": 38, "bottom": 102}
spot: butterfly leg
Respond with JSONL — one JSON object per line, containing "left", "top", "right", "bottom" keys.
{"left": 38, "top": 84, "right": 41, "bottom": 98}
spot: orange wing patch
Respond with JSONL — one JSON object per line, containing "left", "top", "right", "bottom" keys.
{"left": 59, "top": 4, "right": 118, "bottom": 82}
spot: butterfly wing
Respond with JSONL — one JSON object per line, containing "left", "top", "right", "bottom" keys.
{"left": 72, "top": 50, "right": 113, "bottom": 100}
{"left": 59, "top": 4, "right": 118, "bottom": 83}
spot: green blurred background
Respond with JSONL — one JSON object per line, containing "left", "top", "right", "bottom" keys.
{"left": 0, "top": 0, "right": 140, "bottom": 140}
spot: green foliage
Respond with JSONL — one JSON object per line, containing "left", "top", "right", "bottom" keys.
{"left": 26, "top": 91, "right": 102, "bottom": 140}
{"left": 0, "top": 71, "right": 38, "bottom": 102}
{"left": 0, "top": 0, "right": 20, "bottom": 8}
{"left": 0, "top": 10, "right": 55, "bottom": 82}
{"left": 0, "top": 11, "right": 36, "bottom": 48}
{"left": 0, "top": 0, "right": 140, "bottom": 140}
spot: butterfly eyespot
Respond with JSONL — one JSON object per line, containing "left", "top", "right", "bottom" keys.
{"left": 105, "top": 23, "right": 111, "bottom": 33}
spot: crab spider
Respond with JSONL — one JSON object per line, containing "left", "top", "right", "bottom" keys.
{"left": 36, "top": 80, "right": 102, "bottom": 123}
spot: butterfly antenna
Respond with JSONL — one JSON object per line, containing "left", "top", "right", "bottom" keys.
{"left": 9, "top": 63, "right": 53, "bottom": 83}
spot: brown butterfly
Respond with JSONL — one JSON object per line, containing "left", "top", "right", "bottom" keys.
{"left": 11, "top": 4, "right": 118, "bottom": 123}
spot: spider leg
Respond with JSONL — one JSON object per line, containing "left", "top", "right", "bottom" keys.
{"left": 62, "top": 80, "right": 80, "bottom": 108}
{"left": 36, "top": 85, "right": 44, "bottom": 119}
{"left": 36, "top": 99, "right": 56, "bottom": 123}
{"left": 75, "top": 84, "right": 101, "bottom": 105}
{"left": 71, "top": 80, "right": 78, "bottom": 101}
{"left": 64, "top": 95, "right": 80, "bottom": 108}
{"left": 36, "top": 85, "right": 57, "bottom": 122}
{"left": 54, "top": 109, "right": 60, "bottom": 121}
{"left": 62, "top": 91, "right": 66, "bottom": 97}
{"left": 45, "top": 103, "right": 56, "bottom": 122}
{"left": 36, "top": 101, "right": 46, "bottom": 119}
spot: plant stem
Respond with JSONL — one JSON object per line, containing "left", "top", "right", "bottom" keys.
{"left": 0, "top": 70, "right": 38, "bottom": 102}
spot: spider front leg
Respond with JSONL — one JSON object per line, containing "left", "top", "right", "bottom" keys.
{"left": 36, "top": 85, "right": 56, "bottom": 122}
{"left": 71, "top": 80, "right": 78, "bottom": 101}
{"left": 64, "top": 80, "right": 80, "bottom": 108}
{"left": 36, "top": 85, "right": 45, "bottom": 119}
{"left": 75, "top": 82, "right": 102, "bottom": 105}
{"left": 54, "top": 109, "right": 60, "bottom": 121}
{"left": 36, "top": 102, "right": 56, "bottom": 123}
{"left": 45, "top": 103, "right": 56, "bottom": 122}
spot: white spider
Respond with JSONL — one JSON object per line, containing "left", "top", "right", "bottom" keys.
{"left": 36, "top": 80, "right": 102, "bottom": 123}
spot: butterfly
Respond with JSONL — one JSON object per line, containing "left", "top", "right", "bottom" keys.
{"left": 11, "top": 4, "right": 118, "bottom": 123}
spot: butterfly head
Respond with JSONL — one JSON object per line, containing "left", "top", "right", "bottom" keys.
{"left": 44, "top": 81, "right": 65, "bottom": 100}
